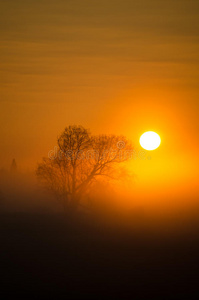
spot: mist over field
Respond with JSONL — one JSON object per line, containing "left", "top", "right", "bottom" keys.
{"left": 0, "top": 161, "right": 199, "bottom": 234}
{"left": 1, "top": 164, "right": 199, "bottom": 298}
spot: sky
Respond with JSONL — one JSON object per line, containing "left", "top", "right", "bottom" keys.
{"left": 0, "top": 0, "right": 199, "bottom": 207}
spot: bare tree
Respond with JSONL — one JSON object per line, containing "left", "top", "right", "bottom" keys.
{"left": 10, "top": 159, "right": 17, "bottom": 173}
{"left": 36, "top": 125, "right": 133, "bottom": 212}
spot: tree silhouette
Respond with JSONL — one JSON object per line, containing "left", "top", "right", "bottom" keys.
{"left": 36, "top": 125, "right": 133, "bottom": 212}
{"left": 10, "top": 159, "right": 17, "bottom": 173}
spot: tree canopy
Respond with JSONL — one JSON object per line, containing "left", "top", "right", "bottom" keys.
{"left": 36, "top": 125, "right": 133, "bottom": 211}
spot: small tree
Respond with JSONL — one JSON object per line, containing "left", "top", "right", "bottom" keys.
{"left": 36, "top": 125, "right": 133, "bottom": 212}
{"left": 10, "top": 159, "right": 17, "bottom": 173}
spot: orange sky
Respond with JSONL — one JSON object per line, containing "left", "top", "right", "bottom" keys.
{"left": 0, "top": 0, "right": 199, "bottom": 206}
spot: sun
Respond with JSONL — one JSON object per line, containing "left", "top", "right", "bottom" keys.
{"left": 139, "top": 131, "right": 161, "bottom": 151}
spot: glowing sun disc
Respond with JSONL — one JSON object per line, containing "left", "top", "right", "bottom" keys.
{"left": 139, "top": 131, "right": 161, "bottom": 151}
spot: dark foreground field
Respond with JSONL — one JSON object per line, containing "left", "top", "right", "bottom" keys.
{"left": 0, "top": 212, "right": 199, "bottom": 298}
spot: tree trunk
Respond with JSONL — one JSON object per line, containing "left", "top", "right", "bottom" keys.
{"left": 69, "top": 194, "right": 79, "bottom": 214}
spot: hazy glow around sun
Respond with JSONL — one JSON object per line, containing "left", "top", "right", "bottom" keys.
{"left": 139, "top": 131, "right": 161, "bottom": 151}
